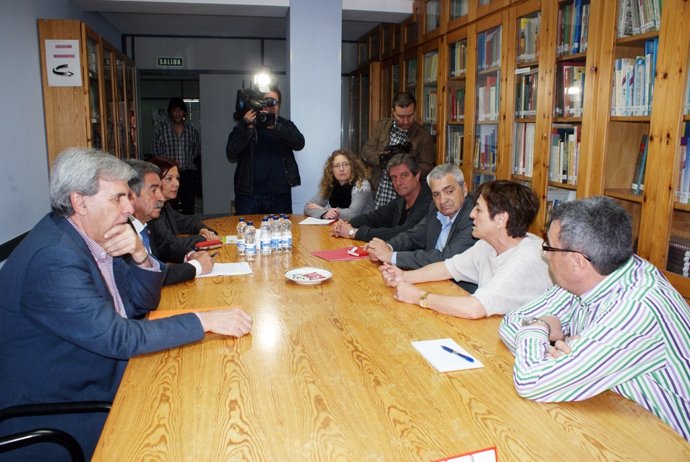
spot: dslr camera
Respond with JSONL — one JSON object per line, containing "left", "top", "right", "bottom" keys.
{"left": 233, "top": 88, "right": 277, "bottom": 128}
{"left": 378, "top": 141, "right": 412, "bottom": 170}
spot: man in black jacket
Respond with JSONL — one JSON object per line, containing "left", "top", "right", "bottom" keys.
{"left": 126, "top": 160, "right": 213, "bottom": 286}
{"left": 365, "top": 163, "right": 477, "bottom": 270}
{"left": 330, "top": 153, "right": 431, "bottom": 242}
{"left": 226, "top": 86, "right": 305, "bottom": 214}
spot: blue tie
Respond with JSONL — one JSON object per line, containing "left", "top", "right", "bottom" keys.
{"left": 140, "top": 229, "right": 152, "bottom": 253}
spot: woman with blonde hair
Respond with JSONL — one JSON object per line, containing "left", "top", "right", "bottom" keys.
{"left": 304, "top": 149, "right": 374, "bottom": 220}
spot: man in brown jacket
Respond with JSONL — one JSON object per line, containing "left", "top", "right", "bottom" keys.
{"left": 360, "top": 92, "right": 436, "bottom": 209}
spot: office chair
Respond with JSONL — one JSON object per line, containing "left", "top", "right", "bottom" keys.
{"left": 0, "top": 401, "right": 111, "bottom": 462}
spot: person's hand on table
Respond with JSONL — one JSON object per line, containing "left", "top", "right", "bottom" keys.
{"left": 321, "top": 208, "right": 339, "bottom": 220}
{"left": 330, "top": 220, "right": 353, "bottom": 238}
{"left": 365, "top": 238, "right": 393, "bottom": 263}
{"left": 197, "top": 307, "right": 253, "bottom": 337}
{"left": 199, "top": 228, "right": 219, "bottom": 240}
{"left": 393, "top": 282, "right": 425, "bottom": 305}
{"left": 380, "top": 262, "right": 405, "bottom": 287}
{"left": 304, "top": 201, "right": 321, "bottom": 211}
{"left": 187, "top": 251, "right": 213, "bottom": 274}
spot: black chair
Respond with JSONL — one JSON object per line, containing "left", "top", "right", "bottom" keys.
{"left": 0, "top": 401, "right": 111, "bottom": 462}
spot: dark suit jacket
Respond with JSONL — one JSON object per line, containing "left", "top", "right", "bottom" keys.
{"left": 148, "top": 202, "right": 215, "bottom": 250}
{"left": 349, "top": 182, "right": 432, "bottom": 242}
{"left": 0, "top": 213, "right": 204, "bottom": 460}
{"left": 146, "top": 224, "right": 197, "bottom": 286}
{"left": 388, "top": 193, "right": 478, "bottom": 270}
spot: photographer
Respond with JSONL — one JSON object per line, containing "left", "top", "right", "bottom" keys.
{"left": 360, "top": 92, "right": 435, "bottom": 209}
{"left": 226, "top": 87, "right": 305, "bottom": 214}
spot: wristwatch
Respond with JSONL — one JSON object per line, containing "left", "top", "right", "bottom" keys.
{"left": 348, "top": 228, "right": 357, "bottom": 238}
{"left": 419, "top": 292, "right": 431, "bottom": 309}
{"left": 521, "top": 317, "right": 551, "bottom": 337}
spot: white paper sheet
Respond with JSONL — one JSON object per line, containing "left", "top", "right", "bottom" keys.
{"left": 298, "top": 217, "right": 334, "bottom": 225}
{"left": 411, "top": 338, "right": 484, "bottom": 372}
{"left": 196, "top": 262, "right": 253, "bottom": 278}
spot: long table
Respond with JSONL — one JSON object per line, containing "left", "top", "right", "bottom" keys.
{"left": 93, "top": 216, "right": 690, "bottom": 461}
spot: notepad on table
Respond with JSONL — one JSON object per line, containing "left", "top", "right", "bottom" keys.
{"left": 411, "top": 338, "right": 483, "bottom": 372}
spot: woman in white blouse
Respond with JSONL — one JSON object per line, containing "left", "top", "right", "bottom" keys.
{"left": 304, "top": 149, "right": 374, "bottom": 221}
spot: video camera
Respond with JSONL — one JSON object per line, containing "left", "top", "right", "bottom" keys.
{"left": 233, "top": 87, "right": 277, "bottom": 128}
{"left": 379, "top": 141, "right": 412, "bottom": 170}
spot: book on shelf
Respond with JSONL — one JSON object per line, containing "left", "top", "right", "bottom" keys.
{"left": 512, "top": 122, "right": 535, "bottom": 177}
{"left": 474, "top": 125, "right": 497, "bottom": 170}
{"left": 558, "top": 62, "right": 586, "bottom": 117}
{"left": 558, "top": 0, "right": 591, "bottom": 56}
{"left": 515, "top": 68, "right": 538, "bottom": 118}
{"left": 450, "top": 88, "right": 465, "bottom": 121}
{"left": 424, "top": 52, "right": 438, "bottom": 84}
{"left": 478, "top": 27, "right": 501, "bottom": 71}
{"left": 545, "top": 187, "right": 577, "bottom": 224}
{"left": 611, "top": 38, "right": 657, "bottom": 117}
{"left": 450, "top": 0, "right": 469, "bottom": 19}
{"left": 450, "top": 40, "right": 467, "bottom": 77}
{"left": 667, "top": 236, "right": 690, "bottom": 277}
{"left": 424, "top": 88, "right": 437, "bottom": 124}
{"left": 549, "top": 125, "right": 580, "bottom": 185}
{"left": 632, "top": 133, "right": 649, "bottom": 194}
{"left": 617, "top": 0, "right": 662, "bottom": 38}
{"left": 517, "top": 13, "right": 540, "bottom": 64}
{"left": 447, "top": 127, "right": 464, "bottom": 166}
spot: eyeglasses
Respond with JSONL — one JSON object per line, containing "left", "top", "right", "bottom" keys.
{"left": 333, "top": 162, "right": 351, "bottom": 170}
{"left": 542, "top": 242, "right": 592, "bottom": 262}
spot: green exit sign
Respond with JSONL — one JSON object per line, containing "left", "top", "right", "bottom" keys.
{"left": 157, "top": 57, "right": 183, "bottom": 67}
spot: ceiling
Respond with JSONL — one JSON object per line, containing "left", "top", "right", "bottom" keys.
{"left": 72, "top": 0, "right": 414, "bottom": 41}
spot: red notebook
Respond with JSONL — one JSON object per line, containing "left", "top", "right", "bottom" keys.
{"left": 311, "top": 246, "right": 369, "bottom": 262}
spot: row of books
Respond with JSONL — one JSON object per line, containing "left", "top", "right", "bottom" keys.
{"left": 406, "top": 59, "right": 417, "bottom": 88}
{"left": 517, "top": 13, "right": 540, "bottom": 64}
{"left": 555, "top": 62, "right": 586, "bottom": 118}
{"left": 666, "top": 236, "right": 690, "bottom": 278}
{"left": 610, "top": 38, "right": 658, "bottom": 117}
{"left": 545, "top": 187, "right": 577, "bottom": 223}
{"left": 558, "top": 0, "right": 590, "bottom": 56}
{"left": 549, "top": 125, "right": 580, "bottom": 185}
{"left": 449, "top": 88, "right": 465, "bottom": 122}
{"left": 449, "top": 40, "right": 467, "bottom": 78}
{"left": 617, "top": 0, "right": 662, "bottom": 38}
{"left": 632, "top": 134, "right": 649, "bottom": 194}
{"left": 515, "top": 68, "right": 538, "bottom": 118}
{"left": 450, "top": 0, "right": 469, "bottom": 19}
{"left": 446, "top": 127, "right": 464, "bottom": 166}
{"left": 512, "top": 122, "right": 535, "bottom": 177}
{"left": 477, "top": 27, "right": 502, "bottom": 71}
{"left": 474, "top": 126, "right": 498, "bottom": 171}
{"left": 423, "top": 88, "right": 437, "bottom": 124}
{"left": 423, "top": 51, "right": 438, "bottom": 85}
{"left": 477, "top": 74, "right": 500, "bottom": 122}
{"left": 675, "top": 132, "right": 690, "bottom": 203}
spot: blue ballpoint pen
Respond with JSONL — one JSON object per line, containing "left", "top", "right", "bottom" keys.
{"left": 441, "top": 345, "right": 475, "bottom": 363}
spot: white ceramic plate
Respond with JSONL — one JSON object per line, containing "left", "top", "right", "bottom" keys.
{"left": 284, "top": 267, "right": 333, "bottom": 285}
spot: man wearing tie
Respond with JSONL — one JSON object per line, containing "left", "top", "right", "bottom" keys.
{"left": 0, "top": 148, "right": 252, "bottom": 461}
{"left": 124, "top": 159, "right": 213, "bottom": 285}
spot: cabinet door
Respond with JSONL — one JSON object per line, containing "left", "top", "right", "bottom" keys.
{"left": 421, "top": 40, "right": 440, "bottom": 160}
{"left": 445, "top": 28, "right": 468, "bottom": 176}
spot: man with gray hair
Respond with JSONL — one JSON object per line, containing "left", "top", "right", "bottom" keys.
{"left": 125, "top": 159, "right": 212, "bottom": 285}
{"left": 500, "top": 196, "right": 690, "bottom": 441}
{"left": 0, "top": 148, "right": 252, "bottom": 460}
{"left": 365, "top": 164, "right": 477, "bottom": 288}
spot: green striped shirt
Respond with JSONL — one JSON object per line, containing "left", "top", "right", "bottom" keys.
{"left": 499, "top": 255, "right": 690, "bottom": 441}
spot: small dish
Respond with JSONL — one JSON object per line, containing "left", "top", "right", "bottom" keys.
{"left": 284, "top": 267, "right": 333, "bottom": 285}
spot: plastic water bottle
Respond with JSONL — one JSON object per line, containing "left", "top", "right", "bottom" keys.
{"left": 277, "top": 215, "right": 287, "bottom": 252}
{"left": 245, "top": 221, "right": 256, "bottom": 261}
{"left": 283, "top": 215, "right": 293, "bottom": 252}
{"left": 260, "top": 217, "right": 272, "bottom": 255}
{"left": 236, "top": 217, "right": 247, "bottom": 256}
{"left": 270, "top": 215, "right": 280, "bottom": 253}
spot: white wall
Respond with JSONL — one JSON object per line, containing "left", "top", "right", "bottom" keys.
{"left": 0, "top": 0, "right": 121, "bottom": 247}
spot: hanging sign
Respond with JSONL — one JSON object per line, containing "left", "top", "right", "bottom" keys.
{"left": 45, "top": 40, "right": 82, "bottom": 87}
{"left": 157, "top": 57, "right": 184, "bottom": 67}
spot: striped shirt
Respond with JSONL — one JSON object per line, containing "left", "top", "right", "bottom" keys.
{"left": 152, "top": 119, "right": 200, "bottom": 170}
{"left": 499, "top": 255, "right": 690, "bottom": 441}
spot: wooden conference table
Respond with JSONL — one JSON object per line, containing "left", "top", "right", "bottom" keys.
{"left": 93, "top": 215, "right": 690, "bottom": 461}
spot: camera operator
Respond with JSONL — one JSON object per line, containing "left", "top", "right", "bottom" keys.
{"left": 361, "top": 92, "right": 435, "bottom": 209}
{"left": 226, "top": 87, "right": 305, "bottom": 214}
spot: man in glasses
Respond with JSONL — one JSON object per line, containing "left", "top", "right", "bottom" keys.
{"left": 500, "top": 196, "right": 690, "bottom": 442}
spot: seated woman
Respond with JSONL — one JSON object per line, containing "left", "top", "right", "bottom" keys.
{"left": 148, "top": 156, "right": 218, "bottom": 250}
{"left": 304, "top": 149, "right": 374, "bottom": 221}
{"left": 380, "top": 180, "right": 553, "bottom": 319}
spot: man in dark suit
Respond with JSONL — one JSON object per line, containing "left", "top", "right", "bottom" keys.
{"left": 0, "top": 148, "right": 252, "bottom": 461}
{"left": 330, "top": 153, "right": 432, "bottom": 242}
{"left": 365, "top": 164, "right": 477, "bottom": 290}
{"left": 125, "top": 159, "right": 212, "bottom": 286}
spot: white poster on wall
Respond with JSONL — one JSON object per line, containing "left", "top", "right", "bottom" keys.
{"left": 45, "top": 40, "right": 82, "bottom": 87}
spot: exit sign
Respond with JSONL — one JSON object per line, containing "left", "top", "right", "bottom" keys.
{"left": 157, "top": 57, "right": 183, "bottom": 67}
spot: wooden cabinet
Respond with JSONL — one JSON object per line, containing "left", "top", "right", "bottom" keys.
{"left": 38, "top": 19, "right": 138, "bottom": 166}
